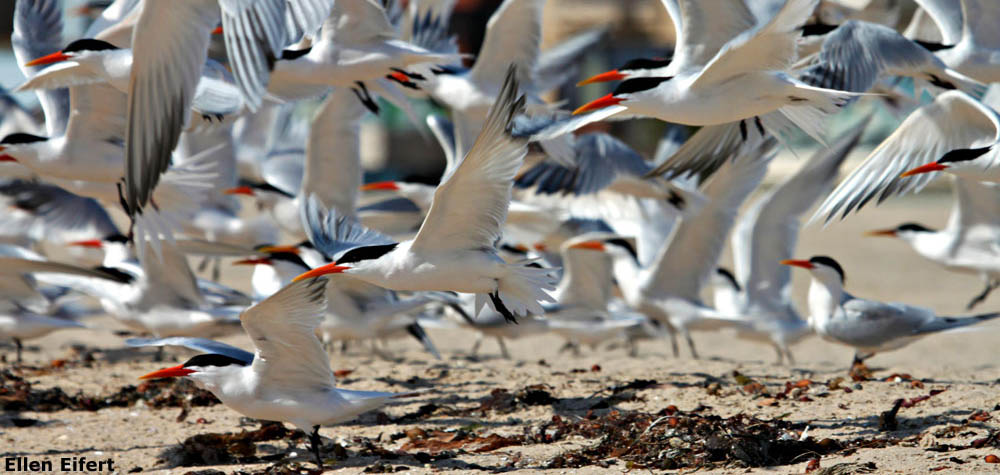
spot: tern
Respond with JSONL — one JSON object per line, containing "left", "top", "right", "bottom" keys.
{"left": 293, "top": 66, "right": 558, "bottom": 322}
{"left": 139, "top": 278, "right": 420, "bottom": 468}
{"left": 782, "top": 255, "right": 1000, "bottom": 365}
{"left": 906, "top": 0, "right": 1000, "bottom": 83}
{"left": 572, "top": 0, "right": 856, "bottom": 148}
{"left": 814, "top": 89, "right": 1000, "bottom": 221}
{"left": 866, "top": 177, "right": 1000, "bottom": 310}
{"left": 1, "top": 305, "right": 89, "bottom": 363}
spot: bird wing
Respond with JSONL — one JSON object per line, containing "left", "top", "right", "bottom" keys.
{"left": 834, "top": 297, "right": 936, "bottom": 348}
{"left": 304, "top": 88, "right": 367, "bottom": 217}
{"left": 125, "top": 336, "right": 255, "bottom": 364}
{"left": 320, "top": 0, "right": 395, "bottom": 45}
{"left": 468, "top": 0, "right": 545, "bottom": 88}
{"left": 947, "top": 177, "right": 1000, "bottom": 255}
{"left": 515, "top": 132, "right": 653, "bottom": 197}
{"left": 302, "top": 194, "right": 396, "bottom": 261}
{"left": 84, "top": 0, "right": 143, "bottom": 40}
{"left": 426, "top": 114, "right": 458, "bottom": 176}
{"left": 671, "top": 0, "right": 757, "bottom": 73}
{"left": 124, "top": 0, "right": 219, "bottom": 215}
{"left": 813, "top": 90, "right": 1000, "bottom": 222}
{"left": 641, "top": 139, "right": 775, "bottom": 300}
{"left": 799, "top": 20, "right": 951, "bottom": 93}
{"left": 283, "top": 0, "right": 336, "bottom": 44}
{"left": 0, "top": 179, "right": 120, "bottom": 240}
{"left": 734, "top": 120, "right": 866, "bottom": 307}
{"left": 912, "top": 0, "right": 963, "bottom": 45}
{"left": 66, "top": 82, "right": 129, "bottom": 146}
{"left": 13, "top": 0, "right": 70, "bottom": 137}
{"left": 556, "top": 234, "right": 617, "bottom": 310}
{"left": 139, "top": 241, "right": 206, "bottom": 308}
{"left": 243, "top": 277, "right": 335, "bottom": 391}
{"left": 0, "top": 257, "right": 132, "bottom": 283}
{"left": 410, "top": 66, "right": 527, "bottom": 252}
{"left": 645, "top": 121, "right": 769, "bottom": 181}
{"left": 690, "top": 0, "right": 816, "bottom": 89}
{"left": 532, "top": 27, "right": 606, "bottom": 93}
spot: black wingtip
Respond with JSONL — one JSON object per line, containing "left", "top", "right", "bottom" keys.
{"left": 489, "top": 291, "right": 518, "bottom": 324}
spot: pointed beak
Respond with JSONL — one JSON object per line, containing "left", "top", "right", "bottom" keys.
{"left": 864, "top": 229, "right": 897, "bottom": 237}
{"left": 573, "top": 93, "right": 624, "bottom": 115}
{"left": 223, "top": 185, "right": 255, "bottom": 196}
{"left": 360, "top": 181, "right": 399, "bottom": 192}
{"left": 293, "top": 263, "right": 351, "bottom": 282}
{"left": 387, "top": 70, "right": 410, "bottom": 83}
{"left": 569, "top": 240, "right": 605, "bottom": 251}
{"left": 234, "top": 257, "right": 272, "bottom": 265}
{"left": 25, "top": 51, "right": 70, "bottom": 67}
{"left": 900, "top": 162, "right": 947, "bottom": 178}
{"left": 257, "top": 245, "right": 299, "bottom": 254}
{"left": 68, "top": 239, "right": 103, "bottom": 249}
{"left": 577, "top": 69, "right": 626, "bottom": 86}
{"left": 212, "top": 25, "right": 223, "bottom": 35}
{"left": 780, "top": 259, "right": 814, "bottom": 269}
{"left": 0, "top": 154, "right": 15, "bottom": 162}
{"left": 139, "top": 364, "right": 195, "bottom": 380}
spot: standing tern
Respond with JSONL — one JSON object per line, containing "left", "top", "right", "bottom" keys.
{"left": 865, "top": 177, "right": 1000, "bottom": 310}
{"left": 294, "top": 66, "right": 558, "bottom": 322}
{"left": 139, "top": 278, "right": 421, "bottom": 468}
{"left": 783, "top": 255, "right": 1000, "bottom": 365}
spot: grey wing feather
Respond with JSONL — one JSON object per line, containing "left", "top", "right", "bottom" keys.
{"left": 532, "top": 27, "right": 606, "bottom": 93}
{"left": 13, "top": 0, "right": 69, "bottom": 136}
{"left": 0, "top": 179, "right": 120, "bottom": 239}
{"left": 515, "top": 132, "right": 651, "bottom": 196}
{"left": 301, "top": 194, "right": 396, "bottom": 261}
{"left": 125, "top": 336, "right": 255, "bottom": 364}
{"left": 283, "top": 0, "right": 335, "bottom": 44}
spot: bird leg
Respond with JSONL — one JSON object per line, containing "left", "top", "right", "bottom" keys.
{"left": 470, "top": 334, "right": 483, "bottom": 357}
{"left": 488, "top": 291, "right": 518, "bottom": 324}
{"left": 14, "top": 337, "right": 23, "bottom": 363}
{"left": 153, "top": 346, "right": 165, "bottom": 363}
{"left": 966, "top": 278, "right": 999, "bottom": 310}
{"left": 351, "top": 81, "right": 380, "bottom": 115}
{"left": 772, "top": 343, "right": 785, "bottom": 366}
{"left": 668, "top": 331, "right": 679, "bottom": 358}
{"left": 684, "top": 331, "right": 699, "bottom": 359}
{"left": 783, "top": 346, "right": 796, "bottom": 366}
{"left": 309, "top": 425, "right": 324, "bottom": 469}
{"left": 496, "top": 337, "right": 510, "bottom": 359}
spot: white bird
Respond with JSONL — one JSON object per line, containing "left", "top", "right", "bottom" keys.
{"left": 782, "top": 255, "right": 1000, "bottom": 365}
{"left": 293, "top": 67, "right": 558, "bottom": 322}
{"left": 908, "top": 0, "right": 1000, "bottom": 83}
{"left": 865, "top": 177, "right": 1000, "bottom": 310}
{"left": 571, "top": 0, "right": 856, "bottom": 151}
{"left": 1, "top": 307, "right": 88, "bottom": 363}
{"left": 814, "top": 90, "right": 1000, "bottom": 221}
{"left": 138, "top": 277, "right": 420, "bottom": 468}
{"left": 713, "top": 122, "right": 868, "bottom": 364}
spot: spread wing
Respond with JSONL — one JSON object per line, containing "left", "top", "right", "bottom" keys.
{"left": 13, "top": 0, "right": 69, "bottom": 136}
{"left": 243, "top": 277, "right": 335, "bottom": 390}
{"left": 303, "top": 88, "right": 367, "bottom": 216}
{"left": 671, "top": 0, "right": 757, "bottom": 73}
{"left": 410, "top": 65, "right": 527, "bottom": 252}
{"left": 468, "top": 0, "right": 545, "bottom": 87}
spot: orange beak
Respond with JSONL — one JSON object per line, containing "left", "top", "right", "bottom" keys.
{"left": 533, "top": 243, "right": 547, "bottom": 252}
{"left": 900, "top": 162, "right": 948, "bottom": 178}
{"left": 68, "top": 239, "right": 103, "bottom": 249}
{"left": 212, "top": 26, "right": 223, "bottom": 35}
{"left": 360, "top": 181, "right": 399, "bottom": 192}
{"left": 573, "top": 94, "right": 624, "bottom": 115}
{"left": 780, "top": 259, "right": 814, "bottom": 269}
{"left": 25, "top": 51, "right": 71, "bottom": 67}
{"left": 864, "top": 229, "right": 897, "bottom": 237}
{"left": 577, "top": 69, "right": 626, "bottom": 86}
{"left": 0, "top": 154, "right": 15, "bottom": 162}
{"left": 569, "top": 240, "right": 605, "bottom": 251}
{"left": 223, "top": 185, "right": 255, "bottom": 196}
{"left": 234, "top": 257, "right": 271, "bottom": 265}
{"left": 388, "top": 71, "right": 409, "bottom": 83}
{"left": 292, "top": 263, "right": 351, "bottom": 282}
{"left": 139, "top": 364, "right": 195, "bottom": 380}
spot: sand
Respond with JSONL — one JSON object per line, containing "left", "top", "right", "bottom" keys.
{"left": 3, "top": 191, "right": 1000, "bottom": 474}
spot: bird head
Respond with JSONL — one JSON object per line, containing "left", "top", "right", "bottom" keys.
{"left": 0, "top": 132, "right": 49, "bottom": 162}
{"left": 576, "top": 57, "right": 672, "bottom": 86}
{"left": 865, "top": 223, "right": 933, "bottom": 239}
{"left": 140, "top": 353, "right": 248, "bottom": 389}
{"left": 568, "top": 237, "right": 638, "bottom": 264}
{"left": 24, "top": 38, "right": 119, "bottom": 67}
{"left": 573, "top": 77, "right": 673, "bottom": 115}
{"left": 900, "top": 146, "right": 993, "bottom": 178}
{"left": 781, "top": 255, "right": 845, "bottom": 284}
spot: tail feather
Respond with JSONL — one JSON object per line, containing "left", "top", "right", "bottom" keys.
{"left": 405, "top": 322, "right": 441, "bottom": 360}
{"left": 918, "top": 312, "right": 1000, "bottom": 334}
{"left": 493, "top": 263, "right": 559, "bottom": 320}
{"left": 777, "top": 83, "right": 859, "bottom": 145}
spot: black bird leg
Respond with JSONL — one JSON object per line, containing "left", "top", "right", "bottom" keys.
{"left": 14, "top": 337, "right": 23, "bottom": 363}
{"left": 966, "top": 278, "right": 999, "bottom": 310}
{"left": 309, "top": 425, "right": 324, "bottom": 468}
{"left": 488, "top": 291, "right": 518, "bottom": 324}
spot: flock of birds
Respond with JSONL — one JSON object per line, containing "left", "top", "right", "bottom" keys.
{"left": 3, "top": 0, "right": 1000, "bottom": 467}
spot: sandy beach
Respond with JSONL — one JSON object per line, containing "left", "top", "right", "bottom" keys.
{"left": 3, "top": 191, "right": 1000, "bottom": 474}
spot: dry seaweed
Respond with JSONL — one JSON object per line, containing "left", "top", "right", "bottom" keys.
{"left": 0, "top": 370, "right": 218, "bottom": 412}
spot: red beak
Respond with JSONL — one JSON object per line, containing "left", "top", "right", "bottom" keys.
{"left": 212, "top": 26, "right": 223, "bottom": 35}
{"left": 0, "top": 154, "right": 16, "bottom": 162}
{"left": 899, "top": 162, "right": 948, "bottom": 178}
{"left": 293, "top": 263, "right": 351, "bottom": 282}
{"left": 139, "top": 364, "right": 195, "bottom": 380}
{"left": 223, "top": 185, "right": 255, "bottom": 196}
{"left": 68, "top": 239, "right": 103, "bottom": 249}
{"left": 25, "top": 51, "right": 71, "bottom": 67}
{"left": 864, "top": 229, "right": 897, "bottom": 237}
{"left": 577, "top": 69, "right": 626, "bottom": 86}
{"left": 780, "top": 259, "right": 815, "bottom": 269}
{"left": 387, "top": 71, "right": 410, "bottom": 83}
{"left": 573, "top": 94, "right": 624, "bottom": 115}
{"left": 569, "top": 240, "right": 605, "bottom": 251}
{"left": 360, "top": 181, "right": 400, "bottom": 192}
